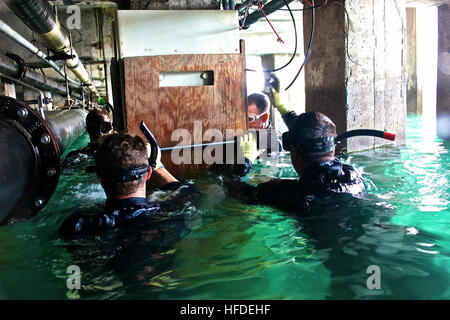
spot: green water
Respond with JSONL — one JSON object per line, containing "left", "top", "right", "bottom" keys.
{"left": 0, "top": 115, "right": 449, "bottom": 299}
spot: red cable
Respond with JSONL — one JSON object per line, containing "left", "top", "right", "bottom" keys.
{"left": 320, "top": 0, "right": 328, "bottom": 8}
{"left": 257, "top": 0, "right": 284, "bottom": 43}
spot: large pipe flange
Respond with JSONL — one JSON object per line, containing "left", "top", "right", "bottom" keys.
{"left": 0, "top": 95, "right": 61, "bottom": 225}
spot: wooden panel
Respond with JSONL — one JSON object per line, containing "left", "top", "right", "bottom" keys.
{"left": 123, "top": 54, "right": 247, "bottom": 175}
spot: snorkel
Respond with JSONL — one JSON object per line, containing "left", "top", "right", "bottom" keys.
{"left": 335, "top": 129, "right": 396, "bottom": 143}
{"left": 140, "top": 121, "right": 159, "bottom": 170}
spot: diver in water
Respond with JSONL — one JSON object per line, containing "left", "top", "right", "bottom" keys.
{"left": 62, "top": 108, "right": 112, "bottom": 166}
{"left": 226, "top": 112, "right": 367, "bottom": 213}
{"left": 59, "top": 132, "right": 201, "bottom": 238}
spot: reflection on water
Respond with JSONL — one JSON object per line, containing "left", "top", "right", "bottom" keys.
{"left": 0, "top": 115, "right": 449, "bottom": 299}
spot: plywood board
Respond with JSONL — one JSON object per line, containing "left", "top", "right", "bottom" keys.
{"left": 123, "top": 54, "right": 247, "bottom": 175}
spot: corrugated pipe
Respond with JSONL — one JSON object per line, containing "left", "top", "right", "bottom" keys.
{"left": 5, "top": 0, "right": 99, "bottom": 97}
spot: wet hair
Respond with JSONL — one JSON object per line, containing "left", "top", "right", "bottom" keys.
{"left": 86, "top": 108, "right": 112, "bottom": 138}
{"left": 95, "top": 133, "right": 148, "bottom": 197}
{"left": 248, "top": 93, "right": 270, "bottom": 114}
{"left": 287, "top": 112, "right": 337, "bottom": 162}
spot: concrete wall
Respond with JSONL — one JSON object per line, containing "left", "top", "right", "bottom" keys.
{"left": 303, "top": 0, "right": 407, "bottom": 153}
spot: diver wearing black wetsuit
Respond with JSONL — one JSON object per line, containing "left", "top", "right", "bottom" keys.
{"left": 59, "top": 181, "right": 200, "bottom": 238}
{"left": 59, "top": 133, "right": 201, "bottom": 238}
{"left": 62, "top": 108, "right": 112, "bottom": 167}
{"left": 228, "top": 159, "right": 366, "bottom": 213}
{"left": 227, "top": 112, "right": 367, "bottom": 214}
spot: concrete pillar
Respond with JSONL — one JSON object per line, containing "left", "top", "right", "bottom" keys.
{"left": 437, "top": 4, "right": 450, "bottom": 140}
{"left": 303, "top": 0, "right": 407, "bottom": 153}
{"left": 0, "top": 80, "right": 16, "bottom": 98}
{"left": 406, "top": 8, "right": 418, "bottom": 114}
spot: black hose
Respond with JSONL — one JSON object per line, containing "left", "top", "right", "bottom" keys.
{"left": 285, "top": 0, "right": 315, "bottom": 90}
{"left": 140, "top": 121, "right": 159, "bottom": 169}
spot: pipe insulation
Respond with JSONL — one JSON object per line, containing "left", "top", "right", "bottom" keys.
{"left": 5, "top": 0, "right": 99, "bottom": 97}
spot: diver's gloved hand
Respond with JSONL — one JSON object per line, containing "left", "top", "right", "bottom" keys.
{"left": 265, "top": 72, "right": 290, "bottom": 116}
{"left": 237, "top": 131, "right": 259, "bottom": 164}
{"left": 146, "top": 142, "right": 164, "bottom": 170}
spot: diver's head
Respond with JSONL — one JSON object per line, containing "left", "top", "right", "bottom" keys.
{"left": 248, "top": 93, "right": 270, "bottom": 129}
{"left": 95, "top": 133, "right": 151, "bottom": 199}
{"left": 86, "top": 108, "right": 112, "bottom": 142}
{"left": 282, "top": 112, "right": 337, "bottom": 174}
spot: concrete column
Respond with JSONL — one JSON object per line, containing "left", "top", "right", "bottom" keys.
{"left": 406, "top": 8, "right": 418, "bottom": 114}
{"left": 303, "top": 0, "right": 407, "bottom": 153}
{"left": 437, "top": 4, "right": 450, "bottom": 140}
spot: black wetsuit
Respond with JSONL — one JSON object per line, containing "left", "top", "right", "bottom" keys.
{"left": 59, "top": 181, "right": 201, "bottom": 238}
{"left": 227, "top": 159, "right": 366, "bottom": 214}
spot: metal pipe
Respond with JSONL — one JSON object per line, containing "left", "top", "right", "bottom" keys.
{"left": 5, "top": 0, "right": 99, "bottom": 97}
{"left": 0, "top": 95, "right": 87, "bottom": 225}
{"left": 0, "top": 52, "right": 82, "bottom": 100}
{"left": 0, "top": 18, "right": 80, "bottom": 86}
{"left": 0, "top": 120, "right": 35, "bottom": 222}
{"left": 45, "top": 108, "right": 87, "bottom": 154}
{"left": 222, "top": 0, "right": 230, "bottom": 10}
{"left": 241, "top": 0, "right": 296, "bottom": 28}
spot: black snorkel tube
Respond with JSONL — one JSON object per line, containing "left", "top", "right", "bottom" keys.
{"left": 84, "top": 121, "right": 160, "bottom": 176}
{"left": 140, "top": 121, "right": 159, "bottom": 170}
{"left": 335, "top": 129, "right": 396, "bottom": 143}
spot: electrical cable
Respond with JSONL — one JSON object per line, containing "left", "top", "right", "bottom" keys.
{"left": 257, "top": 0, "right": 285, "bottom": 43}
{"left": 143, "top": 0, "right": 152, "bottom": 9}
{"left": 333, "top": 2, "right": 360, "bottom": 66}
{"left": 239, "top": 2, "right": 253, "bottom": 29}
{"left": 245, "top": 0, "right": 297, "bottom": 73}
{"left": 284, "top": 0, "right": 315, "bottom": 90}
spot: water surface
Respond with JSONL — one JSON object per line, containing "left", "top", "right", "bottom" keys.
{"left": 0, "top": 115, "right": 448, "bottom": 299}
